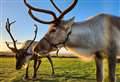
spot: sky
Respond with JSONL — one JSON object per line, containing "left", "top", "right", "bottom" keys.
{"left": 0, "top": 0, "right": 120, "bottom": 42}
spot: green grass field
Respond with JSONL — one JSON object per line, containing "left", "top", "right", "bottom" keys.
{"left": 0, "top": 57, "right": 120, "bottom": 82}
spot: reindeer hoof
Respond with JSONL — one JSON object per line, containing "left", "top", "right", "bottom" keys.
{"left": 22, "top": 76, "right": 29, "bottom": 81}
{"left": 50, "top": 74, "right": 55, "bottom": 78}
{"left": 32, "top": 77, "right": 38, "bottom": 81}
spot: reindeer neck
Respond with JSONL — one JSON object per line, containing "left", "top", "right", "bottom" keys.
{"left": 66, "top": 15, "right": 108, "bottom": 54}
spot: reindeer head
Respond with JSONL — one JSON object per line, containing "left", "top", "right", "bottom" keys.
{"left": 24, "top": 0, "right": 77, "bottom": 54}
{"left": 5, "top": 18, "right": 38, "bottom": 70}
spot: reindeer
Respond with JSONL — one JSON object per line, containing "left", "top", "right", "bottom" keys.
{"left": 24, "top": 0, "right": 120, "bottom": 82}
{"left": 5, "top": 18, "right": 55, "bottom": 80}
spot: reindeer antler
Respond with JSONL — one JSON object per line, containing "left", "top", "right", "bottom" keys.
{"left": 50, "top": 0, "right": 78, "bottom": 20}
{"left": 24, "top": 0, "right": 78, "bottom": 24}
{"left": 24, "top": 0, "right": 58, "bottom": 24}
{"left": 58, "top": 0, "right": 78, "bottom": 20}
{"left": 25, "top": 24, "right": 38, "bottom": 51}
{"left": 50, "top": 0, "right": 62, "bottom": 13}
{"left": 5, "top": 18, "right": 18, "bottom": 52}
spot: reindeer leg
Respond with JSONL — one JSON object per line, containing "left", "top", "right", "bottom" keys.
{"left": 108, "top": 43, "right": 117, "bottom": 82}
{"left": 32, "top": 58, "right": 37, "bottom": 80}
{"left": 25, "top": 64, "right": 29, "bottom": 78}
{"left": 36, "top": 59, "right": 41, "bottom": 71}
{"left": 33, "top": 58, "right": 41, "bottom": 80}
{"left": 46, "top": 56, "right": 55, "bottom": 76}
{"left": 95, "top": 51, "right": 103, "bottom": 82}
{"left": 23, "top": 63, "right": 29, "bottom": 81}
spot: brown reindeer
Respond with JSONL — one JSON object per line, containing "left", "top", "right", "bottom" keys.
{"left": 5, "top": 18, "right": 54, "bottom": 80}
{"left": 24, "top": 0, "right": 120, "bottom": 82}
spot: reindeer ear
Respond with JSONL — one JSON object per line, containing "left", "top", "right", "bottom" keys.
{"left": 64, "top": 16, "right": 75, "bottom": 30}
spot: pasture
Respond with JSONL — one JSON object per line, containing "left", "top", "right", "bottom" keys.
{"left": 0, "top": 57, "right": 120, "bottom": 82}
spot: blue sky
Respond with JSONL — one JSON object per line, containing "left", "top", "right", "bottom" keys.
{"left": 0, "top": 0, "right": 120, "bottom": 42}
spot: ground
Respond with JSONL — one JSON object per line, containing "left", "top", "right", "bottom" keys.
{"left": 0, "top": 57, "right": 120, "bottom": 82}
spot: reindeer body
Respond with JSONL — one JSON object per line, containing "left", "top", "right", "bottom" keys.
{"left": 34, "top": 13, "right": 120, "bottom": 82}
{"left": 67, "top": 13, "right": 120, "bottom": 56}
{"left": 5, "top": 19, "right": 54, "bottom": 81}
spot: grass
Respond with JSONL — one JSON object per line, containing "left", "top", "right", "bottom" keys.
{"left": 0, "top": 57, "right": 120, "bottom": 82}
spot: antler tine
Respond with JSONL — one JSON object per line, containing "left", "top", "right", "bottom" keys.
{"left": 58, "top": 0, "right": 78, "bottom": 20}
{"left": 28, "top": 9, "right": 57, "bottom": 24}
{"left": 50, "top": 0, "right": 62, "bottom": 13}
{"left": 5, "top": 41, "right": 17, "bottom": 52}
{"left": 26, "top": 24, "right": 38, "bottom": 51}
{"left": 24, "top": 0, "right": 58, "bottom": 24}
{"left": 5, "top": 18, "right": 18, "bottom": 52}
